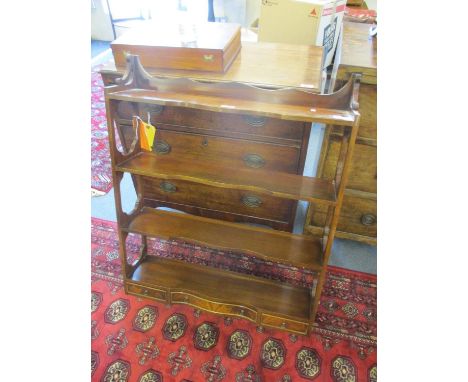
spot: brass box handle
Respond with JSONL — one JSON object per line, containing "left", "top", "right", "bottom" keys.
{"left": 241, "top": 195, "right": 262, "bottom": 208}
{"left": 160, "top": 181, "right": 177, "bottom": 193}
{"left": 244, "top": 154, "right": 265, "bottom": 168}
{"left": 203, "top": 54, "right": 214, "bottom": 62}
{"left": 243, "top": 115, "right": 266, "bottom": 127}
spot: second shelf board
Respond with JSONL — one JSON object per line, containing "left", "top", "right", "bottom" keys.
{"left": 123, "top": 207, "right": 324, "bottom": 271}
{"left": 116, "top": 152, "right": 337, "bottom": 205}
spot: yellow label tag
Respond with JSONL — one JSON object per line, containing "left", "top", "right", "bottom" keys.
{"left": 134, "top": 117, "right": 157, "bottom": 151}
{"left": 142, "top": 120, "right": 156, "bottom": 151}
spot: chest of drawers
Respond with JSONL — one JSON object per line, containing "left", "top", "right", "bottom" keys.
{"left": 306, "top": 21, "right": 377, "bottom": 244}
{"left": 113, "top": 101, "right": 309, "bottom": 231}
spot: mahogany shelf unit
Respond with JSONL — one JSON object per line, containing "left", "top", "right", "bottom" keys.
{"left": 104, "top": 55, "right": 361, "bottom": 335}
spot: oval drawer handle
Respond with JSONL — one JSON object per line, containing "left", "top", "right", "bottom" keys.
{"left": 241, "top": 195, "right": 262, "bottom": 208}
{"left": 203, "top": 54, "right": 214, "bottom": 62}
{"left": 244, "top": 154, "right": 265, "bottom": 168}
{"left": 361, "top": 214, "right": 376, "bottom": 226}
{"left": 154, "top": 140, "right": 171, "bottom": 155}
{"left": 142, "top": 104, "right": 164, "bottom": 116}
{"left": 160, "top": 181, "right": 177, "bottom": 193}
{"left": 242, "top": 115, "right": 266, "bottom": 127}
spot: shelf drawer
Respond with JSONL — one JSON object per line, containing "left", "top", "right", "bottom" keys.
{"left": 142, "top": 176, "right": 295, "bottom": 223}
{"left": 126, "top": 282, "right": 168, "bottom": 302}
{"left": 261, "top": 313, "right": 309, "bottom": 335}
{"left": 309, "top": 193, "right": 377, "bottom": 238}
{"left": 321, "top": 137, "right": 376, "bottom": 194}
{"left": 171, "top": 291, "right": 257, "bottom": 322}
{"left": 150, "top": 130, "right": 301, "bottom": 174}
{"left": 138, "top": 104, "right": 305, "bottom": 142}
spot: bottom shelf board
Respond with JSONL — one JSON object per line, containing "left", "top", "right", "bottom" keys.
{"left": 129, "top": 256, "right": 312, "bottom": 321}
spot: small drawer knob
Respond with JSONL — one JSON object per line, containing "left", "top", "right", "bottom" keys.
{"left": 360, "top": 213, "right": 376, "bottom": 226}
{"left": 243, "top": 115, "right": 266, "bottom": 127}
{"left": 143, "top": 289, "right": 148, "bottom": 295}
{"left": 244, "top": 154, "right": 265, "bottom": 168}
{"left": 184, "top": 295, "right": 189, "bottom": 301}
{"left": 239, "top": 309, "right": 245, "bottom": 315}
{"left": 241, "top": 195, "right": 262, "bottom": 208}
{"left": 280, "top": 322, "right": 287, "bottom": 328}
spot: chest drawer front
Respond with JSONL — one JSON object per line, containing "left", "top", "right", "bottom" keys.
{"left": 139, "top": 104, "right": 305, "bottom": 142}
{"left": 337, "top": 194, "right": 377, "bottom": 237}
{"left": 171, "top": 292, "right": 257, "bottom": 322}
{"left": 126, "top": 282, "right": 168, "bottom": 302}
{"left": 322, "top": 137, "right": 376, "bottom": 194}
{"left": 261, "top": 313, "right": 309, "bottom": 335}
{"left": 142, "top": 176, "right": 294, "bottom": 223}
{"left": 309, "top": 194, "right": 376, "bottom": 238}
{"left": 152, "top": 130, "right": 301, "bottom": 173}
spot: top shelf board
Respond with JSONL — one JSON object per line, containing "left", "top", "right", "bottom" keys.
{"left": 107, "top": 88, "right": 356, "bottom": 125}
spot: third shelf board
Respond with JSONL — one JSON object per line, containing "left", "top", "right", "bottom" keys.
{"left": 116, "top": 152, "right": 337, "bottom": 205}
{"left": 122, "top": 207, "right": 324, "bottom": 271}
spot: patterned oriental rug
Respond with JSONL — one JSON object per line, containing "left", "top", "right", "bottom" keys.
{"left": 91, "top": 67, "right": 113, "bottom": 195}
{"left": 91, "top": 218, "right": 377, "bottom": 381}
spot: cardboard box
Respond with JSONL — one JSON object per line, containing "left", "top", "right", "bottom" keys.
{"left": 111, "top": 22, "right": 241, "bottom": 73}
{"left": 258, "top": 0, "right": 346, "bottom": 67}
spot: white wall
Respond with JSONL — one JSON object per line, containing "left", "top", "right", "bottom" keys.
{"left": 91, "top": 0, "right": 114, "bottom": 41}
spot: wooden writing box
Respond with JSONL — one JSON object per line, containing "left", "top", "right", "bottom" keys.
{"left": 111, "top": 22, "right": 241, "bottom": 73}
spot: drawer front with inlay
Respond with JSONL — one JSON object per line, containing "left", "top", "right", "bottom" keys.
{"left": 308, "top": 194, "right": 377, "bottom": 238}
{"left": 150, "top": 130, "right": 301, "bottom": 173}
{"left": 142, "top": 176, "right": 295, "bottom": 223}
{"left": 171, "top": 292, "right": 257, "bottom": 322}
{"left": 261, "top": 313, "right": 309, "bottom": 335}
{"left": 139, "top": 104, "right": 305, "bottom": 143}
{"left": 126, "top": 282, "right": 168, "bottom": 302}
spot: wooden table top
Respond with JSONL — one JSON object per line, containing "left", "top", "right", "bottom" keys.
{"left": 337, "top": 22, "right": 377, "bottom": 84}
{"left": 100, "top": 40, "right": 324, "bottom": 91}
